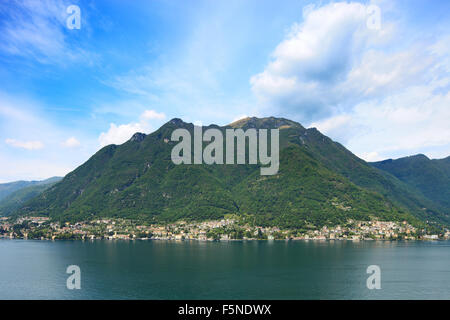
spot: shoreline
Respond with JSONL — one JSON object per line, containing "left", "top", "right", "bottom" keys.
{"left": 0, "top": 236, "right": 446, "bottom": 242}
{"left": 2, "top": 217, "right": 447, "bottom": 242}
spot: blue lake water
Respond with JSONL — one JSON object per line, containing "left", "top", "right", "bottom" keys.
{"left": 0, "top": 239, "right": 449, "bottom": 299}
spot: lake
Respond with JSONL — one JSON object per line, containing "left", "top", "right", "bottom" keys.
{"left": 1, "top": 239, "right": 449, "bottom": 299}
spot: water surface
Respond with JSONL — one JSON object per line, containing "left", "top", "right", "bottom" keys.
{"left": 1, "top": 239, "right": 449, "bottom": 299}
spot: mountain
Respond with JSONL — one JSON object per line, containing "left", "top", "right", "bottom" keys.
{"left": 230, "top": 118, "right": 448, "bottom": 223}
{"left": 0, "top": 177, "right": 62, "bottom": 216}
{"left": 371, "top": 154, "right": 450, "bottom": 211}
{"left": 0, "top": 181, "right": 36, "bottom": 202}
{"left": 14, "top": 117, "right": 449, "bottom": 227}
{"left": 0, "top": 177, "right": 61, "bottom": 202}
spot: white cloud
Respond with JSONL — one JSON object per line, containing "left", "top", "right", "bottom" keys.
{"left": 99, "top": 122, "right": 148, "bottom": 147}
{"left": 62, "top": 137, "right": 81, "bottom": 148}
{"left": 5, "top": 138, "right": 44, "bottom": 150}
{"left": 251, "top": 1, "right": 450, "bottom": 160}
{"left": 311, "top": 82, "right": 450, "bottom": 160}
{"left": 98, "top": 109, "right": 165, "bottom": 147}
{"left": 310, "top": 115, "right": 352, "bottom": 134}
{"left": 251, "top": 2, "right": 384, "bottom": 120}
{"left": 347, "top": 85, "right": 450, "bottom": 158}
{"left": 360, "top": 151, "right": 382, "bottom": 162}
{"left": 141, "top": 110, "right": 166, "bottom": 120}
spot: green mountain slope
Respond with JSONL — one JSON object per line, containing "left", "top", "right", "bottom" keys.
{"left": 371, "top": 154, "right": 450, "bottom": 211}
{"left": 0, "top": 181, "right": 38, "bottom": 202}
{"left": 15, "top": 117, "right": 449, "bottom": 227}
{"left": 231, "top": 117, "right": 448, "bottom": 223}
{"left": 0, "top": 177, "right": 62, "bottom": 216}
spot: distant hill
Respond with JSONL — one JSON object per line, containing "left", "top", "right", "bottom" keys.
{"left": 371, "top": 154, "right": 450, "bottom": 211}
{"left": 0, "top": 177, "right": 61, "bottom": 201}
{"left": 0, "top": 181, "right": 35, "bottom": 202}
{"left": 0, "top": 177, "right": 62, "bottom": 216}
{"left": 14, "top": 117, "right": 450, "bottom": 227}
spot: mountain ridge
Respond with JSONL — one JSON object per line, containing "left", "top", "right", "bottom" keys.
{"left": 371, "top": 154, "right": 450, "bottom": 212}
{"left": 0, "top": 177, "right": 62, "bottom": 217}
{"left": 0, "top": 177, "right": 62, "bottom": 202}
{"left": 12, "top": 117, "right": 450, "bottom": 227}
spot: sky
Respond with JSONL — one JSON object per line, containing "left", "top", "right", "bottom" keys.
{"left": 0, "top": 0, "right": 449, "bottom": 182}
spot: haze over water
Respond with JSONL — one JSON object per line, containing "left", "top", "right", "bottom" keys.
{"left": 1, "top": 240, "right": 449, "bottom": 299}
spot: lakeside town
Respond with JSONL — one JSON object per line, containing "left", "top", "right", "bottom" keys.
{"left": 1, "top": 216, "right": 449, "bottom": 241}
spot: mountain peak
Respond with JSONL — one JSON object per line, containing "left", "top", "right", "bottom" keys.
{"left": 410, "top": 154, "right": 429, "bottom": 160}
{"left": 168, "top": 118, "right": 186, "bottom": 126}
{"left": 130, "top": 132, "right": 146, "bottom": 142}
{"left": 228, "top": 116, "right": 303, "bottom": 130}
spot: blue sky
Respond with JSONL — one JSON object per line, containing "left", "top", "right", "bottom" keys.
{"left": 0, "top": 0, "right": 449, "bottom": 182}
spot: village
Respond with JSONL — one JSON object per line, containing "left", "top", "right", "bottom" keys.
{"left": 0, "top": 216, "right": 449, "bottom": 241}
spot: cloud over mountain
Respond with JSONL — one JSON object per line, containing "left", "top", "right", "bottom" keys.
{"left": 251, "top": 1, "right": 450, "bottom": 160}
{"left": 98, "top": 110, "right": 166, "bottom": 147}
